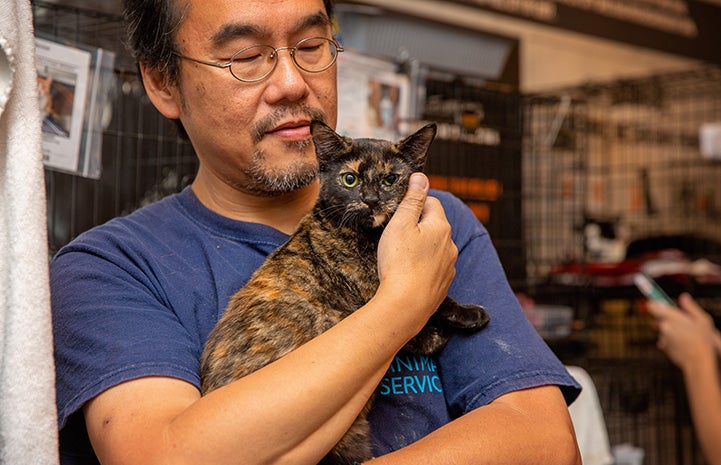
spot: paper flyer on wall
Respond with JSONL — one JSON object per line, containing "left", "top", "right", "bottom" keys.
{"left": 35, "top": 37, "right": 115, "bottom": 179}
{"left": 336, "top": 50, "right": 411, "bottom": 141}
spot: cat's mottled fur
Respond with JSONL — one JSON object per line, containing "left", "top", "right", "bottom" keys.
{"left": 200, "top": 121, "right": 490, "bottom": 465}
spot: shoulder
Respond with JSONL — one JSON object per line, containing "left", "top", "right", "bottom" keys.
{"left": 428, "top": 188, "right": 465, "bottom": 212}
{"left": 52, "top": 187, "right": 284, "bottom": 268}
{"left": 428, "top": 188, "right": 488, "bottom": 245}
{"left": 429, "top": 189, "right": 484, "bottom": 226}
{"left": 54, "top": 191, "right": 188, "bottom": 259}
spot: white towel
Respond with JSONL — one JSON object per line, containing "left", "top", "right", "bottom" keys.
{"left": 0, "top": 2, "right": 59, "bottom": 464}
{"left": 566, "top": 365, "right": 614, "bottom": 465}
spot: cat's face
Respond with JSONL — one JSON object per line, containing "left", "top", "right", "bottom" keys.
{"left": 311, "top": 121, "right": 437, "bottom": 231}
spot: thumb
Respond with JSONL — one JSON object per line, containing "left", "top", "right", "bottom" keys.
{"left": 392, "top": 173, "right": 429, "bottom": 224}
{"left": 647, "top": 300, "right": 674, "bottom": 319}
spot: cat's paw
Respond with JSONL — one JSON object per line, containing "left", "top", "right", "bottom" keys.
{"left": 438, "top": 300, "right": 490, "bottom": 330}
{"left": 457, "top": 303, "right": 490, "bottom": 330}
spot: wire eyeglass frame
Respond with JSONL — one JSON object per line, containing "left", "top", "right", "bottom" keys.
{"left": 174, "top": 36, "right": 344, "bottom": 83}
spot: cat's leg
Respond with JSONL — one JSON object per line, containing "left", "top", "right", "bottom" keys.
{"left": 404, "top": 297, "right": 490, "bottom": 355}
{"left": 404, "top": 325, "right": 447, "bottom": 355}
{"left": 436, "top": 296, "right": 490, "bottom": 330}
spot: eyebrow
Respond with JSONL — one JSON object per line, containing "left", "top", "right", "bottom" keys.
{"left": 296, "top": 11, "right": 331, "bottom": 33}
{"left": 210, "top": 11, "right": 331, "bottom": 47}
{"left": 210, "top": 24, "right": 263, "bottom": 47}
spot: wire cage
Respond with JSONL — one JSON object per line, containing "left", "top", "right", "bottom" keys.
{"left": 523, "top": 66, "right": 721, "bottom": 330}
{"left": 422, "top": 76, "right": 525, "bottom": 286}
{"left": 525, "top": 66, "right": 721, "bottom": 465}
{"left": 32, "top": 0, "right": 198, "bottom": 257}
{"left": 524, "top": 66, "right": 721, "bottom": 289}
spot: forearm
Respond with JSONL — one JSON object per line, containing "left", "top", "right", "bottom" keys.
{"left": 368, "top": 385, "right": 580, "bottom": 465}
{"left": 681, "top": 352, "right": 721, "bottom": 465}
{"left": 87, "top": 290, "right": 428, "bottom": 465}
{"left": 182, "top": 299, "right": 408, "bottom": 464}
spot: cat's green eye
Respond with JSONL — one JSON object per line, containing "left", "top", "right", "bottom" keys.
{"left": 382, "top": 174, "right": 398, "bottom": 187}
{"left": 341, "top": 173, "right": 358, "bottom": 188}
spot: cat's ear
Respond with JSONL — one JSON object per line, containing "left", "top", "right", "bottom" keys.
{"left": 311, "top": 120, "right": 352, "bottom": 163}
{"left": 396, "top": 123, "right": 437, "bottom": 170}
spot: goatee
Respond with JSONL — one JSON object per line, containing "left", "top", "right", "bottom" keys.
{"left": 241, "top": 139, "right": 318, "bottom": 197}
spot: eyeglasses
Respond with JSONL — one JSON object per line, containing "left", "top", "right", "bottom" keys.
{"left": 174, "top": 36, "right": 344, "bottom": 83}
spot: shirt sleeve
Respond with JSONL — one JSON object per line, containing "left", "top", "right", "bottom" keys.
{"left": 51, "top": 228, "right": 203, "bottom": 431}
{"left": 432, "top": 191, "right": 581, "bottom": 416}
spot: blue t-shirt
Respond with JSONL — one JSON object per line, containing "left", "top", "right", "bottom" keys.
{"left": 51, "top": 187, "right": 580, "bottom": 464}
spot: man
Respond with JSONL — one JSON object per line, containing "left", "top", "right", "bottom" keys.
{"left": 51, "top": 0, "right": 581, "bottom": 464}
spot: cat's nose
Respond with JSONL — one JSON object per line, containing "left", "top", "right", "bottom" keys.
{"left": 361, "top": 192, "right": 379, "bottom": 208}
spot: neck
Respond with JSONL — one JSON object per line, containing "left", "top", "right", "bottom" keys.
{"left": 191, "top": 171, "right": 319, "bottom": 235}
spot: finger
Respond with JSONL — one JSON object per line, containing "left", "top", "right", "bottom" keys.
{"left": 391, "top": 173, "right": 429, "bottom": 225}
{"left": 647, "top": 300, "right": 676, "bottom": 319}
{"left": 679, "top": 293, "right": 705, "bottom": 318}
{"left": 417, "top": 195, "right": 449, "bottom": 227}
{"left": 713, "top": 331, "right": 721, "bottom": 356}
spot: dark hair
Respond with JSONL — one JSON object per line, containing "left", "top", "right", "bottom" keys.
{"left": 123, "top": 0, "right": 334, "bottom": 139}
{"left": 123, "top": 0, "right": 335, "bottom": 85}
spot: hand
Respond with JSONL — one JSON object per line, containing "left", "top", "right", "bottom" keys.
{"left": 376, "top": 173, "right": 457, "bottom": 321}
{"left": 648, "top": 293, "right": 719, "bottom": 372}
{"left": 648, "top": 294, "right": 721, "bottom": 465}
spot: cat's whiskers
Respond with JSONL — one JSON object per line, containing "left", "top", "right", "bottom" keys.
{"left": 315, "top": 203, "right": 347, "bottom": 218}
{"left": 314, "top": 203, "right": 355, "bottom": 230}
{"left": 337, "top": 207, "right": 359, "bottom": 231}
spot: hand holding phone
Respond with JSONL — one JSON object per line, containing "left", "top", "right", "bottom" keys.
{"left": 633, "top": 272, "right": 675, "bottom": 306}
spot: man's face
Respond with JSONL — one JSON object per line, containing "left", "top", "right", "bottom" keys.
{"left": 171, "top": 0, "right": 338, "bottom": 196}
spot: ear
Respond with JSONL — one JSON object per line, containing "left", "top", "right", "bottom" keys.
{"left": 396, "top": 123, "right": 437, "bottom": 171}
{"left": 311, "top": 120, "right": 352, "bottom": 164}
{"left": 140, "top": 64, "right": 182, "bottom": 120}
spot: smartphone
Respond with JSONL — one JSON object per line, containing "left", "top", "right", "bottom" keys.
{"left": 633, "top": 272, "right": 675, "bottom": 306}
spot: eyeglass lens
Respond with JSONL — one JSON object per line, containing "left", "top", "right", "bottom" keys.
{"left": 229, "top": 37, "right": 339, "bottom": 82}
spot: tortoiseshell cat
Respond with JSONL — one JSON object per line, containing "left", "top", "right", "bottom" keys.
{"left": 200, "top": 121, "right": 490, "bottom": 465}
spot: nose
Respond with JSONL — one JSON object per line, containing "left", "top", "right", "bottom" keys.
{"left": 361, "top": 190, "right": 379, "bottom": 209}
{"left": 263, "top": 49, "right": 309, "bottom": 104}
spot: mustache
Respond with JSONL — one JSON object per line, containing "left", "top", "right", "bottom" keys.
{"left": 251, "top": 104, "right": 326, "bottom": 143}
